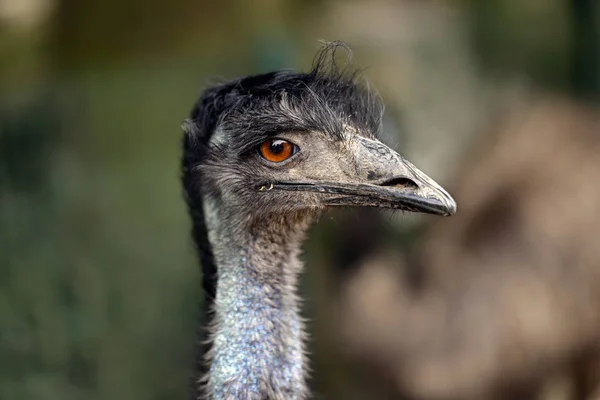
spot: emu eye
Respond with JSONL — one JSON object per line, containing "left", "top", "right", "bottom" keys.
{"left": 258, "top": 139, "right": 298, "bottom": 163}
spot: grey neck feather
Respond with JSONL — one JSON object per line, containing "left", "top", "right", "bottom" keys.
{"left": 202, "top": 196, "right": 312, "bottom": 400}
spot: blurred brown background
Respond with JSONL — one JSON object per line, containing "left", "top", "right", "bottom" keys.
{"left": 1, "top": 0, "right": 599, "bottom": 399}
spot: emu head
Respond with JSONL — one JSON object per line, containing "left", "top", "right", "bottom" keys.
{"left": 182, "top": 46, "right": 456, "bottom": 232}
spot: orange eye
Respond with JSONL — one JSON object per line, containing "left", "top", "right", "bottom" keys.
{"left": 258, "top": 139, "right": 298, "bottom": 163}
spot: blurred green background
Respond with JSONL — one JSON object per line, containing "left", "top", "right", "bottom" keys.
{"left": 1, "top": 0, "right": 598, "bottom": 399}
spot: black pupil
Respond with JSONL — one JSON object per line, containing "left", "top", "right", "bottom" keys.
{"left": 270, "top": 140, "right": 285, "bottom": 154}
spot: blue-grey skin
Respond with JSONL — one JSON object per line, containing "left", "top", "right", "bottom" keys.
{"left": 203, "top": 196, "right": 311, "bottom": 399}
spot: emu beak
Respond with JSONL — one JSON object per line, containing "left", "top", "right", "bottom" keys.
{"left": 273, "top": 136, "right": 457, "bottom": 216}
{"left": 355, "top": 157, "right": 457, "bottom": 216}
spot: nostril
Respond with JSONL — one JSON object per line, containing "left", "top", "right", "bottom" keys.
{"left": 380, "top": 177, "right": 419, "bottom": 190}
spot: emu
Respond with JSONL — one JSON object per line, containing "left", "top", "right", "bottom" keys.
{"left": 181, "top": 43, "right": 456, "bottom": 400}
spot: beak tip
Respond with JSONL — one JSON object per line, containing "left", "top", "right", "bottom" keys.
{"left": 438, "top": 190, "right": 457, "bottom": 216}
{"left": 443, "top": 197, "right": 457, "bottom": 216}
{"left": 446, "top": 203, "right": 457, "bottom": 216}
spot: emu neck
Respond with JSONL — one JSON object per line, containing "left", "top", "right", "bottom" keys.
{"left": 203, "top": 198, "right": 311, "bottom": 399}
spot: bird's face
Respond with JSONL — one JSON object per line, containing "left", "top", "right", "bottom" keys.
{"left": 200, "top": 126, "right": 456, "bottom": 223}
{"left": 187, "top": 59, "right": 456, "bottom": 227}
